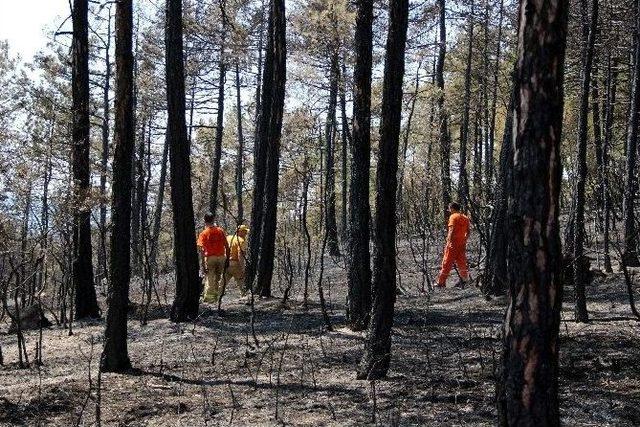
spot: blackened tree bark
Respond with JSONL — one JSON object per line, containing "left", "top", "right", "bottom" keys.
{"left": 254, "top": 0, "right": 286, "bottom": 298}
{"left": 209, "top": 40, "right": 226, "bottom": 219}
{"left": 486, "top": 0, "right": 504, "bottom": 190}
{"left": 497, "top": 0, "right": 568, "bottom": 424}
{"left": 481, "top": 74, "right": 515, "bottom": 297}
{"left": 573, "top": 0, "right": 598, "bottom": 323}
{"left": 397, "top": 62, "right": 421, "bottom": 216}
{"left": 166, "top": 0, "right": 201, "bottom": 322}
{"left": 357, "top": 0, "right": 408, "bottom": 380}
{"left": 601, "top": 54, "right": 616, "bottom": 273}
{"left": 325, "top": 52, "right": 341, "bottom": 257}
{"left": 339, "top": 60, "right": 350, "bottom": 237}
{"left": 101, "top": 0, "right": 134, "bottom": 373}
{"left": 436, "top": 0, "right": 451, "bottom": 218}
{"left": 132, "top": 119, "right": 146, "bottom": 275}
{"left": 347, "top": 0, "right": 373, "bottom": 332}
{"left": 149, "top": 137, "right": 169, "bottom": 272}
{"left": 99, "top": 9, "right": 112, "bottom": 284}
{"left": 72, "top": 0, "right": 99, "bottom": 320}
{"left": 623, "top": 0, "right": 640, "bottom": 267}
{"left": 235, "top": 62, "right": 244, "bottom": 222}
{"left": 245, "top": 0, "right": 275, "bottom": 292}
{"left": 458, "top": 0, "right": 474, "bottom": 206}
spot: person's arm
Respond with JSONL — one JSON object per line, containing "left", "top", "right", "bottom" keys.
{"left": 197, "top": 233, "right": 207, "bottom": 273}
{"left": 446, "top": 226, "right": 454, "bottom": 249}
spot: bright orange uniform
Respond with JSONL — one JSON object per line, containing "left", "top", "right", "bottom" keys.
{"left": 197, "top": 226, "right": 227, "bottom": 257}
{"left": 437, "top": 212, "right": 470, "bottom": 286}
{"left": 197, "top": 225, "right": 227, "bottom": 302}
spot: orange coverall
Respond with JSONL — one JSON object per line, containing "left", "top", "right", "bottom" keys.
{"left": 437, "top": 212, "right": 470, "bottom": 287}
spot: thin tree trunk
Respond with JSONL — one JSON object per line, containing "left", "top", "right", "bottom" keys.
{"left": 210, "top": 40, "right": 226, "bottom": 219}
{"left": 602, "top": 54, "right": 616, "bottom": 273}
{"left": 166, "top": 0, "right": 201, "bottom": 322}
{"left": 458, "top": 0, "right": 474, "bottom": 206}
{"left": 339, "top": 61, "right": 350, "bottom": 237}
{"left": 397, "top": 62, "right": 420, "bottom": 217}
{"left": 497, "top": 0, "right": 568, "bottom": 423}
{"left": 436, "top": 0, "right": 451, "bottom": 219}
{"left": 347, "top": 0, "right": 373, "bottom": 332}
{"left": 573, "top": 0, "right": 598, "bottom": 323}
{"left": 325, "top": 52, "right": 341, "bottom": 257}
{"left": 357, "top": 0, "right": 408, "bottom": 380}
{"left": 132, "top": 118, "right": 146, "bottom": 276}
{"left": 101, "top": 0, "right": 134, "bottom": 373}
{"left": 99, "top": 10, "right": 112, "bottom": 284}
{"left": 72, "top": 0, "right": 99, "bottom": 320}
{"left": 486, "top": 0, "right": 504, "bottom": 190}
{"left": 623, "top": 0, "right": 640, "bottom": 267}
{"left": 235, "top": 62, "right": 244, "bottom": 222}
{"left": 149, "top": 136, "right": 169, "bottom": 272}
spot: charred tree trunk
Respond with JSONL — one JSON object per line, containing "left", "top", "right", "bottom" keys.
{"left": 235, "top": 62, "right": 244, "bottom": 222}
{"left": 602, "top": 54, "right": 617, "bottom": 273}
{"left": 397, "top": 62, "right": 420, "bottom": 217}
{"left": 436, "top": 0, "right": 451, "bottom": 218}
{"left": 623, "top": 0, "right": 640, "bottom": 267}
{"left": 99, "top": 10, "right": 112, "bottom": 284}
{"left": 573, "top": 0, "right": 598, "bottom": 323}
{"left": 72, "top": 0, "right": 99, "bottom": 320}
{"left": 325, "top": 52, "right": 341, "bottom": 257}
{"left": 481, "top": 73, "right": 515, "bottom": 297}
{"left": 245, "top": 0, "right": 275, "bottom": 293}
{"left": 102, "top": 0, "right": 134, "bottom": 373}
{"left": 339, "top": 61, "right": 350, "bottom": 238}
{"left": 254, "top": 0, "right": 286, "bottom": 298}
{"left": 347, "top": 0, "right": 373, "bottom": 332}
{"left": 131, "top": 118, "right": 146, "bottom": 276}
{"left": 149, "top": 136, "right": 169, "bottom": 272}
{"left": 210, "top": 42, "right": 226, "bottom": 219}
{"left": 458, "top": 0, "right": 474, "bottom": 206}
{"left": 357, "top": 0, "right": 408, "bottom": 380}
{"left": 166, "top": 0, "right": 201, "bottom": 322}
{"left": 497, "top": 0, "right": 568, "bottom": 424}
{"left": 486, "top": 0, "right": 504, "bottom": 190}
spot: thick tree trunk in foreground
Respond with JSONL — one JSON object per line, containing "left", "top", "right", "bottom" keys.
{"left": 166, "top": 0, "right": 201, "bottom": 322}
{"left": 72, "top": 0, "right": 99, "bottom": 320}
{"left": 573, "top": 0, "right": 598, "bottom": 324}
{"left": 347, "top": 0, "right": 373, "bottom": 332}
{"left": 254, "top": 0, "right": 286, "bottom": 297}
{"left": 102, "top": 0, "right": 134, "bottom": 373}
{"left": 497, "top": 0, "right": 568, "bottom": 424}
{"left": 325, "top": 52, "right": 341, "bottom": 257}
{"left": 623, "top": 0, "right": 640, "bottom": 267}
{"left": 357, "top": 0, "right": 408, "bottom": 380}
{"left": 245, "top": 0, "right": 275, "bottom": 293}
{"left": 436, "top": 0, "right": 451, "bottom": 218}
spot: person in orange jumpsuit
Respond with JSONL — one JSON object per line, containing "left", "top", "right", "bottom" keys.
{"left": 437, "top": 202, "right": 470, "bottom": 288}
{"left": 197, "top": 212, "right": 230, "bottom": 303}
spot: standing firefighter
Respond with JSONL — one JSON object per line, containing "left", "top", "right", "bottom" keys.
{"left": 437, "top": 202, "right": 470, "bottom": 287}
{"left": 225, "top": 225, "right": 250, "bottom": 297}
{"left": 197, "top": 213, "right": 230, "bottom": 303}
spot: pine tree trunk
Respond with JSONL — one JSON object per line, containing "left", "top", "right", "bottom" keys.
{"left": 254, "top": 0, "right": 287, "bottom": 298}
{"left": 99, "top": 10, "right": 112, "bottom": 284}
{"left": 458, "top": 0, "right": 474, "bottom": 206}
{"left": 623, "top": 0, "right": 640, "bottom": 267}
{"left": 166, "top": 0, "right": 201, "bottom": 322}
{"left": 357, "top": 0, "right": 408, "bottom": 380}
{"left": 102, "top": 0, "right": 134, "bottom": 373}
{"left": 573, "top": 0, "right": 598, "bottom": 323}
{"left": 72, "top": 0, "right": 99, "bottom": 320}
{"left": 132, "top": 119, "right": 146, "bottom": 276}
{"left": 235, "top": 62, "right": 244, "bottom": 223}
{"left": 325, "top": 52, "right": 341, "bottom": 257}
{"left": 436, "top": 0, "right": 451, "bottom": 218}
{"left": 497, "top": 0, "right": 568, "bottom": 424}
{"left": 486, "top": 0, "right": 504, "bottom": 190}
{"left": 149, "top": 136, "right": 169, "bottom": 272}
{"left": 602, "top": 54, "right": 616, "bottom": 273}
{"left": 245, "top": 0, "right": 275, "bottom": 292}
{"left": 347, "top": 0, "right": 373, "bottom": 332}
{"left": 339, "top": 61, "right": 350, "bottom": 238}
{"left": 210, "top": 44, "right": 226, "bottom": 219}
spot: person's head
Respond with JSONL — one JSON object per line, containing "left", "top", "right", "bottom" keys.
{"left": 237, "top": 224, "right": 249, "bottom": 238}
{"left": 204, "top": 212, "right": 215, "bottom": 225}
{"left": 449, "top": 202, "right": 461, "bottom": 213}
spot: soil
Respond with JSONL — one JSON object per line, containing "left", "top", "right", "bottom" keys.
{"left": 1, "top": 251, "right": 639, "bottom": 426}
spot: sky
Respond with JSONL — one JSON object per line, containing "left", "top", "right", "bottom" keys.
{"left": 0, "top": 1, "right": 70, "bottom": 61}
